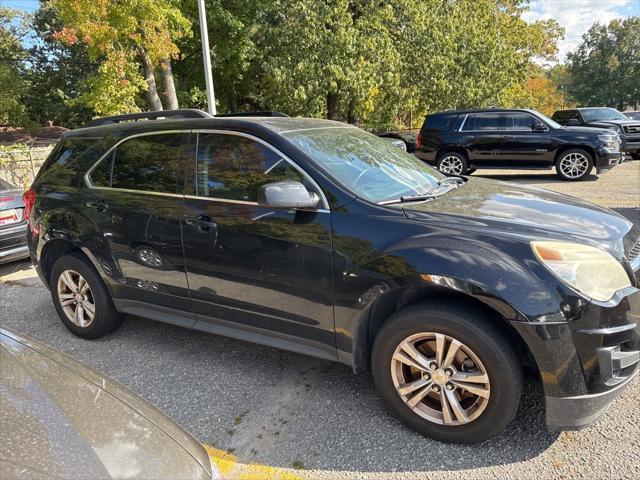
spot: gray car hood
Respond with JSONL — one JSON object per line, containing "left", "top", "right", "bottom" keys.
{"left": 0, "top": 328, "right": 212, "bottom": 479}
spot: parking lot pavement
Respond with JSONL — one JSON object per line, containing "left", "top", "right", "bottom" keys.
{"left": 1, "top": 162, "right": 639, "bottom": 479}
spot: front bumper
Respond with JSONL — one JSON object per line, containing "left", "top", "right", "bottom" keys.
{"left": 512, "top": 287, "right": 640, "bottom": 431}
{"left": 595, "top": 151, "right": 624, "bottom": 173}
{"left": 621, "top": 138, "right": 640, "bottom": 154}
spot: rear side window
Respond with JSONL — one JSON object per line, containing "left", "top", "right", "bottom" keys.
{"left": 462, "top": 113, "right": 505, "bottom": 131}
{"left": 90, "top": 133, "right": 188, "bottom": 193}
{"left": 37, "top": 137, "right": 107, "bottom": 187}
{"left": 424, "top": 114, "right": 460, "bottom": 133}
{"left": 194, "top": 133, "right": 308, "bottom": 202}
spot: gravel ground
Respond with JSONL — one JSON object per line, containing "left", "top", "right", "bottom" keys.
{"left": 1, "top": 160, "right": 639, "bottom": 479}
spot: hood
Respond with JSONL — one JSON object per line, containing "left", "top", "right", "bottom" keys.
{"left": 402, "top": 177, "right": 634, "bottom": 248}
{"left": 0, "top": 328, "right": 212, "bottom": 480}
{"left": 589, "top": 119, "right": 639, "bottom": 127}
{"left": 560, "top": 125, "right": 615, "bottom": 135}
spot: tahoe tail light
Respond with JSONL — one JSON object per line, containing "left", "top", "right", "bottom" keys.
{"left": 416, "top": 131, "right": 422, "bottom": 148}
{"left": 23, "top": 188, "right": 36, "bottom": 220}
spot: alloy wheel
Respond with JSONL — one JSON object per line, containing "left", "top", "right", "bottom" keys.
{"left": 57, "top": 269, "right": 96, "bottom": 327}
{"left": 439, "top": 156, "right": 464, "bottom": 175}
{"left": 559, "top": 153, "right": 589, "bottom": 178}
{"left": 390, "top": 332, "right": 491, "bottom": 426}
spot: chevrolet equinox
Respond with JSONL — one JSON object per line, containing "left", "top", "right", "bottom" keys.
{"left": 25, "top": 109, "right": 640, "bottom": 443}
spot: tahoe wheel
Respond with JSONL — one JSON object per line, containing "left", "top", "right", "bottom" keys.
{"left": 555, "top": 149, "right": 593, "bottom": 181}
{"left": 50, "top": 253, "right": 123, "bottom": 339}
{"left": 371, "top": 301, "right": 522, "bottom": 443}
{"left": 437, "top": 152, "right": 469, "bottom": 176}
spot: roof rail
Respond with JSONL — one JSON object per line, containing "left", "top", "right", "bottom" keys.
{"left": 215, "top": 111, "right": 289, "bottom": 118}
{"left": 84, "top": 109, "right": 212, "bottom": 128}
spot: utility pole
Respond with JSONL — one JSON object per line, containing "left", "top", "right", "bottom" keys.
{"left": 197, "top": 0, "right": 216, "bottom": 115}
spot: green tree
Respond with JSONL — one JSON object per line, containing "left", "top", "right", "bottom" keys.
{"left": 566, "top": 17, "right": 640, "bottom": 109}
{"left": 51, "top": 0, "right": 192, "bottom": 114}
{"left": 21, "top": 2, "right": 97, "bottom": 128}
{"left": 0, "top": 7, "right": 29, "bottom": 126}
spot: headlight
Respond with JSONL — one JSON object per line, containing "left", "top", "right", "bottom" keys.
{"left": 531, "top": 241, "right": 631, "bottom": 301}
{"left": 598, "top": 134, "right": 620, "bottom": 151}
{"left": 607, "top": 125, "right": 620, "bottom": 132}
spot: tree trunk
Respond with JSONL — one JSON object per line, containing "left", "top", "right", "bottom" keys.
{"left": 139, "top": 48, "right": 163, "bottom": 111}
{"left": 160, "top": 58, "right": 179, "bottom": 110}
{"left": 327, "top": 93, "right": 340, "bottom": 120}
{"left": 347, "top": 99, "right": 357, "bottom": 124}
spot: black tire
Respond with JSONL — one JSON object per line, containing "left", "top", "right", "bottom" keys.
{"left": 436, "top": 152, "right": 470, "bottom": 176}
{"left": 50, "top": 252, "right": 123, "bottom": 339}
{"left": 555, "top": 148, "right": 593, "bottom": 181}
{"left": 371, "top": 300, "right": 523, "bottom": 443}
{"left": 632, "top": 153, "right": 640, "bottom": 160}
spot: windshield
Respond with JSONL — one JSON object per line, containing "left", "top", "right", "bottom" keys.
{"left": 581, "top": 108, "right": 628, "bottom": 122}
{"left": 529, "top": 110, "right": 563, "bottom": 129}
{"left": 284, "top": 127, "right": 442, "bottom": 203}
{"left": 625, "top": 112, "right": 640, "bottom": 120}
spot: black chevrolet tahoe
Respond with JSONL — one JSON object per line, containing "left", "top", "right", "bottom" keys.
{"left": 415, "top": 108, "right": 622, "bottom": 180}
{"left": 552, "top": 107, "right": 640, "bottom": 159}
{"left": 25, "top": 109, "right": 639, "bottom": 443}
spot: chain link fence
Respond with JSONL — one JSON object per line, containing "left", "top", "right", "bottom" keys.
{"left": 0, "top": 144, "right": 54, "bottom": 189}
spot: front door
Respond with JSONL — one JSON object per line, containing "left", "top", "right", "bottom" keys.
{"left": 84, "top": 132, "right": 193, "bottom": 317}
{"left": 499, "top": 112, "right": 554, "bottom": 165}
{"left": 180, "top": 131, "right": 336, "bottom": 359}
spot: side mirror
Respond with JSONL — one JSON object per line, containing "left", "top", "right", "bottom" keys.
{"left": 565, "top": 118, "right": 581, "bottom": 126}
{"left": 532, "top": 122, "right": 547, "bottom": 131}
{"left": 258, "top": 181, "right": 320, "bottom": 210}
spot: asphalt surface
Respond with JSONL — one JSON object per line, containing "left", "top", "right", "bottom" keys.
{"left": 1, "top": 160, "right": 639, "bottom": 479}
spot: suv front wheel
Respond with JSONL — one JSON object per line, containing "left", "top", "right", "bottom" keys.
{"left": 50, "top": 253, "right": 123, "bottom": 339}
{"left": 555, "top": 149, "right": 593, "bottom": 181}
{"left": 371, "top": 300, "right": 523, "bottom": 443}
{"left": 436, "top": 152, "right": 470, "bottom": 176}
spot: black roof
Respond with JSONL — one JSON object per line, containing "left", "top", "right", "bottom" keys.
{"left": 65, "top": 115, "right": 353, "bottom": 139}
{"left": 429, "top": 108, "right": 537, "bottom": 116}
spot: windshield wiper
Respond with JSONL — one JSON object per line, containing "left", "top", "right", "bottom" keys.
{"left": 382, "top": 177, "right": 466, "bottom": 204}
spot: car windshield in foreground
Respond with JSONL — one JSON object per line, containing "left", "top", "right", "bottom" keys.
{"left": 581, "top": 108, "right": 629, "bottom": 122}
{"left": 283, "top": 127, "right": 443, "bottom": 204}
{"left": 529, "top": 110, "right": 563, "bottom": 129}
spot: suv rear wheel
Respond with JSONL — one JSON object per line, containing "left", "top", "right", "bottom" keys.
{"left": 555, "top": 149, "right": 593, "bottom": 181}
{"left": 50, "top": 253, "right": 123, "bottom": 339}
{"left": 437, "top": 152, "right": 470, "bottom": 175}
{"left": 371, "top": 300, "right": 523, "bottom": 443}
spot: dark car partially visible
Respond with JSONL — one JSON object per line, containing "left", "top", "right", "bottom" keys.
{"left": 0, "top": 178, "right": 29, "bottom": 264}
{"left": 552, "top": 107, "right": 640, "bottom": 159}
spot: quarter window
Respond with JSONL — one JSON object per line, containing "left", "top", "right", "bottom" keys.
{"left": 194, "top": 133, "right": 311, "bottom": 202}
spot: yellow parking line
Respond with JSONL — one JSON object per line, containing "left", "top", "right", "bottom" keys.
{"left": 203, "top": 444, "right": 303, "bottom": 480}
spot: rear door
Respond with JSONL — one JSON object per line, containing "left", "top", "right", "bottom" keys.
{"left": 84, "top": 132, "right": 193, "bottom": 319}
{"left": 499, "top": 112, "right": 555, "bottom": 165}
{"left": 460, "top": 112, "right": 505, "bottom": 166}
{"left": 180, "top": 131, "right": 336, "bottom": 359}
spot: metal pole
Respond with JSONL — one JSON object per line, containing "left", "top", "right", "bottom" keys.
{"left": 197, "top": 0, "right": 216, "bottom": 115}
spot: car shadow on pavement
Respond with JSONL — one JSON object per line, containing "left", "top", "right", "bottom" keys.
{"left": 473, "top": 171, "right": 599, "bottom": 184}
{"left": 89, "top": 316, "right": 559, "bottom": 474}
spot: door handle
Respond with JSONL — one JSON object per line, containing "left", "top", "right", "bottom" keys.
{"left": 463, "top": 135, "right": 475, "bottom": 141}
{"left": 186, "top": 215, "right": 217, "bottom": 232}
{"left": 86, "top": 200, "right": 108, "bottom": 212}
{"left": 503, "top": 135, "right": 516, "bottom": 139}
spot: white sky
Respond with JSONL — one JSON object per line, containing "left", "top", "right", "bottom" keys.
{"left": 522, "top": 0, "right": 640, "bottom": 62}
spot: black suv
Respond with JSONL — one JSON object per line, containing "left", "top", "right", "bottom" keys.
{"left": 26, "top": 109, "right": 639, "bottom": 443}
{"left": 415, "top": 108, "right": 622, "bottom": 180}
{"left": 552, "top": 107, "right": 640, "bottom": 159}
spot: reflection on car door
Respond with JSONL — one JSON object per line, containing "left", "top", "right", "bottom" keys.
{"left": 85, "top": 132, "right": 193, "bottom": 318}
{"left": 499, "top": 112, "right": 554, "bottom": 166}
{"left": 462, "top": 113, "right": 505, "bottom": 166}
{"left": 180, "top": 131, "right": 336, "bottom": 359}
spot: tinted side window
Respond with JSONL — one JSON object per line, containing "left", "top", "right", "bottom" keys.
{"left": 90, "top": 151, "right": 113, "bottom": 187}
{"left": 505, "top": 113, "right": 538, "bottom": 130}
{"left": 109, "top": 134, "right": 187, "bottom": 193}
{"left": 424, "top": 114, "right": 460, "bottom": 133}
{"left": 463, "top": 113, "right": 505, "bottom": 131}
{"left": 38, "top": 138, "right": 108, "bottom": 187}
{"left": 195, "top": 133, "right": 308, "bottom": 202}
